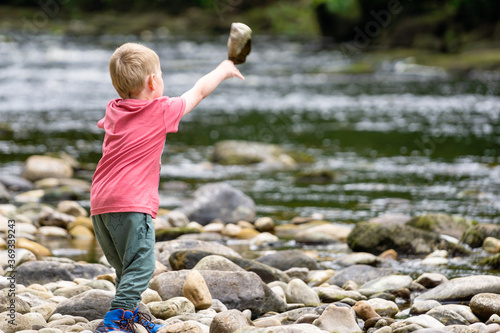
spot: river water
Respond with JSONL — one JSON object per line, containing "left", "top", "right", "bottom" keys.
{"left": 0, "top": 34, "right": 499, "bottom": 276}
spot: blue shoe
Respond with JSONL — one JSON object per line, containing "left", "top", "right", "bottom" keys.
{"left": 132, "top": 307, "right": 163, "bottom": 333}
{"left": 94, "top": 308, "right": 136, "bottom": 332}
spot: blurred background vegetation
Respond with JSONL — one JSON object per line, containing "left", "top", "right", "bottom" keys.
{"left": 1, "top": 0, "right": 499, "bottom": 53}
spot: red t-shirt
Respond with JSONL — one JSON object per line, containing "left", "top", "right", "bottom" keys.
{"left": 90, "top": 96, "right": 185, "bottom": 218}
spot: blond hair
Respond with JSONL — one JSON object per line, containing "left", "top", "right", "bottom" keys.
{"left": 109, "top": 43, "right": 160, "bottom": 99}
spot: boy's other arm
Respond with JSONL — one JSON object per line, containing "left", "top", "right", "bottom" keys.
{"left": 181, "top": 60, "right": 244, "bottom": 116}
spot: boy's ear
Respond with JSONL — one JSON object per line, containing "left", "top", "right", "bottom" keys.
{"left": 148, "top": 74, "right": 156, "bottom": 91}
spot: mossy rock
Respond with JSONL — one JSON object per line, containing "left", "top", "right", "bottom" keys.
{"left": 155, "top": 227, "right": 201, "bottom": 242}
{"left": 407, "top": 213, "right": 476, "bottom": 239}
{"left": 295, "top": 169, "right": 336, "bottom": 184}
{"left": 440, "top": 240, "right": 471, "bottom": 257}
{"left": 478, "top": 254, "right": 500, "bottom": 269}
{"left": 347, "top": 222, "right": 442, "bottom": 255}
{"left": 461, "top": 224, "right": 500, "bottom": 248}
{"left": 287, "top": 150, "right": 315, "bottom": 164}
{"left": 0, "top": 123, "right": 14, "bottom": 140}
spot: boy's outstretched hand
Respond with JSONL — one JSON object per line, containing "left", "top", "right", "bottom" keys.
{"left": 181, "top": 60, "right": 245, "bottom": 116}
{"left": 218, "top": 59, "right": 245, "bottom": 81}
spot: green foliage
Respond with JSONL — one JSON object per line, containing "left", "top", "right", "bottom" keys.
{"left": 313, "top": 0, "right": 361, "bottom": 18}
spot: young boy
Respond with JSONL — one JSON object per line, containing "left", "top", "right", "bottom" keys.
{"left": 90, "top": 42, "right": 244, "bottom": 333}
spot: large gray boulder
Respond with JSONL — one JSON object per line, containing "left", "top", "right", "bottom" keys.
{"left": 55, "top": 289, "right": 114, "bottom": 321}
{"left": 176, "top": 182, "right": 255, "bottom": 225}
{"left": 416, "top": 276, "right": 500, "bottom": 302}
{"left": 256, "top": 250, "right": 319, "bottom": 271}
{"left": 347, "top": 222, "right": 443, "bottom": 255}
{"left": 212, "top": 140, "right": 297, "bottom": 168}
{"left": 407, "top": 213, "right": 475, "bottom": 239}
{"left": 469, "top": 293, "right": 500, "bottom": 322}
{"left": 461, "top": 223, "right": 500, "bottom": 248}
{"left": 150, "top": 270, "right": 286, "bottom": 317}
{"left": 15, "top": 261, "right": 113, "bottom": 286}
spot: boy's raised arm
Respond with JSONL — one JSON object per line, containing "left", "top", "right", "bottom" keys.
{"left": 181, "top": 60, "right": 244, "bottom": 116}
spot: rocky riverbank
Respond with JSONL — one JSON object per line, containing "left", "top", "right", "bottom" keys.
{"left": 1, "top": 153, "right": 500, "bottom": 333}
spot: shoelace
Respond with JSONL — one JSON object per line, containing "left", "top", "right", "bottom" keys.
{"left": 134, "top": 312, "right": 157, "bottom": 332}
{"left": 118, "top": 318, "right": 137, "bottom": 333}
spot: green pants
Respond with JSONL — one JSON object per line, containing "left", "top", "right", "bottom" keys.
{"left": 92, "top": 212, "right": 156, "bottom": 311}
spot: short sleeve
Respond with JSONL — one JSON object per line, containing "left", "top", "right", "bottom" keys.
{"left": 97, "top": 118, "right": 105, "bottom": 129}
{"left": 163, "top": 97, "right": 186, "bottom": 133}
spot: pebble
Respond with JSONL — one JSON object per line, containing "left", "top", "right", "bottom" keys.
{"left": 147, "top": 297, "right": 195, "bottom": 320}
{"left": 183, "top": 270, "right": 213, "bottom": 310}
{"left": 313, "top": 303, "right": 362, "bottom": 333}
{"left": 286, "top": 279, "right": 321, "bottom": 306}
{"left": 209, "top": 310, "right": 251, "bottom": 333}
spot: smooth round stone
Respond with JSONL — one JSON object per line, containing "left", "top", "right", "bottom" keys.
{"left": 183, "top": 270, "right": 213, "bottom": 310}
{"left": 193, "top": 255, "right": 245, "bottom": 272}
{"left": 203, "top": 222, "right": 225, "bottom": 233}
{"left": 416, "top": 276, "right": 500, "bottom": 303}
{"left": 367, "top": 298, "right": 399, "bottom": 318}
{"left": 39, "top": 328, "right": 64, "bottom": 333}
{"left": 271, "top": 286, "right": 286, "bottom": 303}
{"left": 308, "top": 269, "right": 336, "bottom": 287}
{"left": 426, "top": 307, "right": 470, "bottom": 326}
{"left": 482, "top": 237, "right": 500, "bottom": 254}
{"left": 0, "top": 292, "right": 31, "bottom": 314}
{"left": 360, "top": 275, "right": 413, "bottom": 294}
{"left": 486, "top": 314, "right": 500, "bottom": 324}
{"left": 414, "top": 273, "right": 448, "bottom": 288}
{"left": 57, "top": 201, "right": 88, "bottom": 217}
{"left": 286, "top": 279, "right": 321, "bottom": 306}
{"left": 336, "top": 252, "right": 382, "bottom": 267}
{"left": 141, "top": 288, "right": 162, "bottom": 304}
{"left": 486, "top": 323, "right": 500, "bottom": 333}
{"left": 23, "top": 312, "right": 47, "bottom": 327}
{"left": 316, "top": 286, "right": 366, "bottom": 302}
{"left": 68, "top": 225, "right": 94, "bottom": 239}
{"left": 295, "top": 223, "right": 352, "bottom": 244}
{"left": 16, "top": 238, "right": 51, "bottom": 257}
{"left": 221, "top": 223, "right": 242, "bottom": 238}
{"left": 0, "top": 312, "right": 31, "bottom": 333}
{"left": 313, "top": 303, "right": 361, "bottom": 333}
{"left": 251, "top": 232, "right": 279, "bottom": 246}
{"left": 22, "top": 155, "right": 73, "bottom": 181}
{"left": 353, "top": 300, "right": 380, "bottom": 321}
{"left": 44, "top": 281, "right": 78, "bottom": 292}
{"left": 53, "top": 285, "right": 92, "bottom": 299}
{"left": 164, "top": 211, "right": 190, "bottom": 228}
{"left": 411, "top": 300, "right": 442, "bottom": 315}
{"left": 47, "top": 317, "right": 76, "bottom": 327}
{"left": 285, "top": 267, "right": 309, "bottom": 282}
{"left": 31, "top": 303, "right": 57, "bottom": 321}
{"left": 210, "top": 309, "right": 250, "bottom": 333}
{"left": 421, "top": 257, "right": 449, "bottom": 266}
{"left": 147, "top": 297, "right": 195, "bottom": 320}
{"left": 38, "top": 226, "right": 69, "bottom": 238}
{"left": 82, "top": 280, "right": 115, "bottom": 292}
{"left": 236, "top": 227, "right": 260, "bottom": 239}
{"left": 254, "top": 217, "right": 275, "bottom": 232}
{"left": 404, "top": 314, "right": 445, "bottom": 329}
{"left": 15, "top": 223, "right": 38, "bottom": 235}
{"left": 470, "top": 293, "right": 500, "bottom": 322}
{"left": 157, "top": 320, "right": 203, "bottom": 333}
